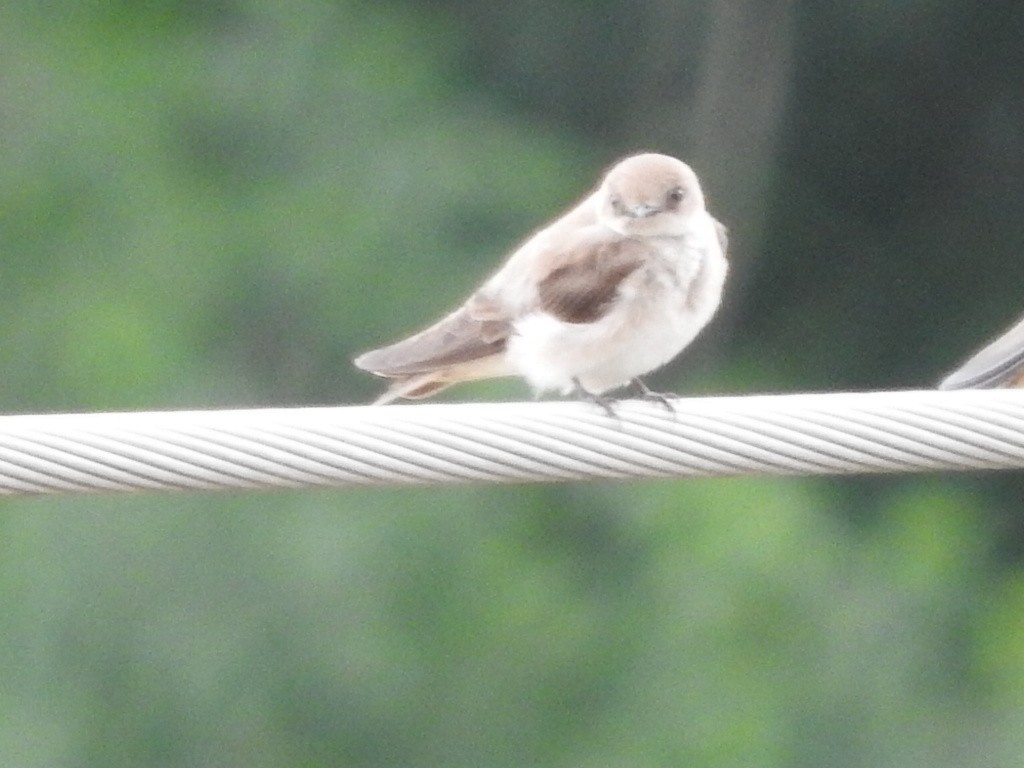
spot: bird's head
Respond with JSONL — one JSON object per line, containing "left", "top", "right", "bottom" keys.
{"left": 597, "top": 153, "right": 706, "bottom": 237}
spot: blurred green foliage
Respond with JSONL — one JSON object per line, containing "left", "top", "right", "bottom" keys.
{"left": 1, "top": 1, "right": 1024, "bottom": 766}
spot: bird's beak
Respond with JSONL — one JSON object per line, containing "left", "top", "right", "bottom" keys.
{"left": 629, "top": 203, "right": 660, "bottom": 218}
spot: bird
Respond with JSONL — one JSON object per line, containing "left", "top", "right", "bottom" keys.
{"left": 938, "top": 311, "right": 1024, "bottom": 389}
{"left": 354, "top": 152, "right": 729, "bottom": 406}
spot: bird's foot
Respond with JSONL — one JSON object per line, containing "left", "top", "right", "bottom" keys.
{"left": 572, "top": 378, "right": 618, "bottom": 417}
{"left": 629, "top": 378, "right": 676, "bottom": 413}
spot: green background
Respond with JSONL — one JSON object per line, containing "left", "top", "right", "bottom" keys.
{"left": 2, "top": 2, "right": 1024, "bottom": 765}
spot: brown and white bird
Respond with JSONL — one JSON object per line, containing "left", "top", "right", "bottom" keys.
{"left": 939, "top": 311, "right": 1024, "bottom": 389}
{"left": 354, "top": 152, "right": 729, "bottom": 405}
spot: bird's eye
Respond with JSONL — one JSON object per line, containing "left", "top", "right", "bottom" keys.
{"left": 667, "top": 187, "right": 686, "bottom": 205}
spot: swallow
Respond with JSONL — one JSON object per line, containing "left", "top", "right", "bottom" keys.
{"left": 939, "top": 311, "right": 1024, "bottom": 389}
{"left": 354, "top": 152, "right": 729, "bottom": 405}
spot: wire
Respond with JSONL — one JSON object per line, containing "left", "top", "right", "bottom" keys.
{"left": 0, "top": 389, "right": 1021, "bottom": 495}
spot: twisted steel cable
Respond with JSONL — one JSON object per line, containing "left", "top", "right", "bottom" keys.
{"left": 0, "top": 389, "right": 1022, "bottom": 495}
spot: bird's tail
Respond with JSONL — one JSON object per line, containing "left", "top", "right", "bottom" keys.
{"left": 372, "top": 374, "right": 452, "bottom": 405}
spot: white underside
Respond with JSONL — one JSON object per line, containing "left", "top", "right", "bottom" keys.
{"left": 504, "top": 221, "right": 727, "bottom": 395}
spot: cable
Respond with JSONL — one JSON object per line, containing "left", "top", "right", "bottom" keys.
{"left": 0, "top": 389, "right": 1021, "bottom": 495}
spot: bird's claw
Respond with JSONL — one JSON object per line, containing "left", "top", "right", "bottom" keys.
{"left": 630, "top": 378, "right": 676, "bottom": 412}
{"left": 572, "top": 378, "right": 618, "bottom": 417}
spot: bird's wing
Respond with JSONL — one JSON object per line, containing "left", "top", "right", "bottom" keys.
{"left": 939, "top": 312, "right": 1024, "bottom": 389}
{"left": 355, "top": 212, "right": 652, "bottom": 376}
{"left": 353, "top": 297, "right": 511, "bottom": 377}
{"left": 533, "top": 234, "right": 648, "bottom": 324}
{"left": 352, "top": 198, "right": 604, "bottom": 379}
